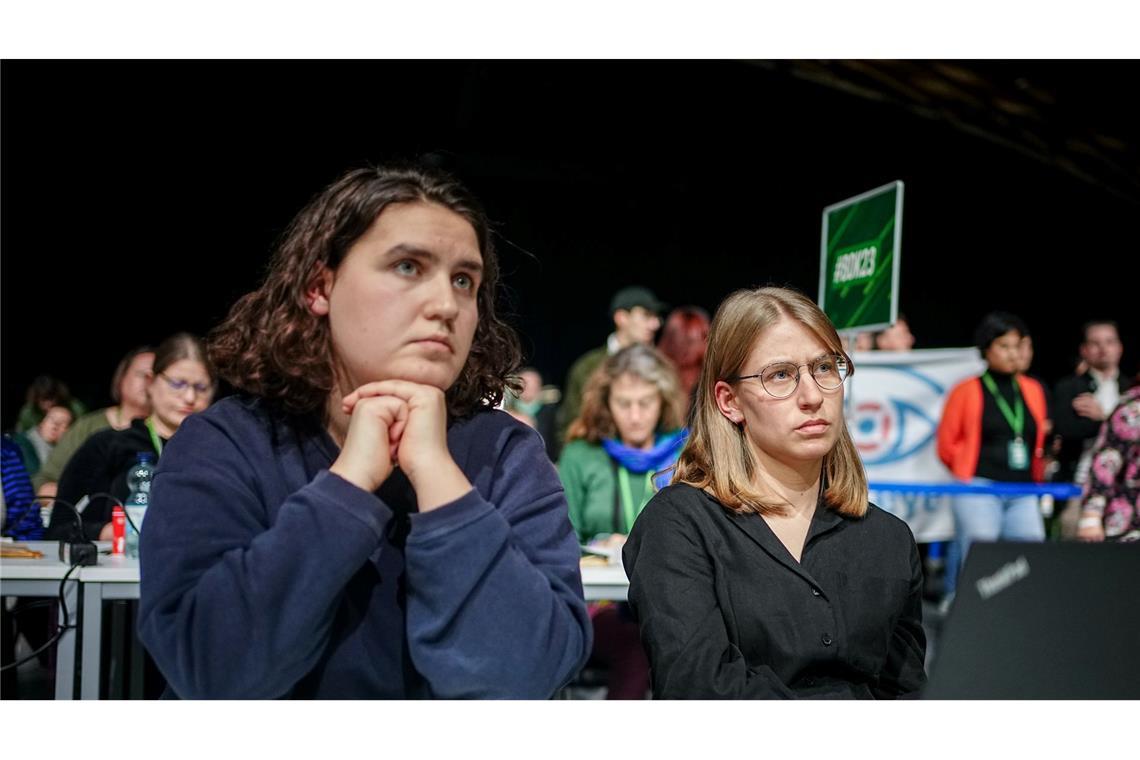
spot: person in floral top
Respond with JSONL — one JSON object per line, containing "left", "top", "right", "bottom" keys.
{"left": 1078, "top": 384, "right": 1140, "bottom": 542}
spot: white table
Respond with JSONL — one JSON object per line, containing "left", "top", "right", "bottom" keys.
{"left": 5, "top": 543, "right": 627, "bottom": 699}
{"left": 78, "top": 561, "right": 628, "bottom": 694}
{"left": 580, "top": 562, "right": 629, "bottom": 601}
{"left": 0, "top": 541, "right": 82, "bottom": 699}
{"left": 78, "top": 553, "right": 140, "bottom": 699}
{"left": 1, "top": 541, "right": 141, "bottom": 699}
{"left": 73, "top": 560, "right": 625, "bottom": 697}
{"left": 69, "top": 559, "right": 624, "bottom": 696}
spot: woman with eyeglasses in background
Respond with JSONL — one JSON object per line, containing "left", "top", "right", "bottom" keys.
{"left": 623, "top": 286, "right": 926, "bottom": 699}
{"left": 559, "top": 343, "right": 687, "bottom": 699}
{"left": 47, "top": 333, "right": 215, "bottom": 540}
{"left": 33, "top": 346, "right": 155, "bottom": 501}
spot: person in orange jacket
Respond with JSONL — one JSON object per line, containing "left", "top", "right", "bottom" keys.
{"left": 937, "top": 312, "right": 1049, "bottom": 601}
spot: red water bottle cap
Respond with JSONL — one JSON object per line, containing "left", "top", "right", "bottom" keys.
{"left": 111, "top": 505, "right": 126, "bottom": 555}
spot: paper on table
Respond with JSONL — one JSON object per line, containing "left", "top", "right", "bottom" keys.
{"left": 1, "top": 544, "right": 45, "bottom": 559}
{"left": 580, "top": 542, "right": 624, "bottom": 564}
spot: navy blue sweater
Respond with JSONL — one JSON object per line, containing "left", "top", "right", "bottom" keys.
{"left": 137, "top": 396, "right": 591, "bottom": 699}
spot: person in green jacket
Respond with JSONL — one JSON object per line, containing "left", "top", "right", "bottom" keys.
{"left": 558, "top": 343, "right": 687, "bottom": 698}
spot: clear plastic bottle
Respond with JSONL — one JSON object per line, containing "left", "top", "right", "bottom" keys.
{"left": 123, "top": 452, "right": 156, "bottom": 559}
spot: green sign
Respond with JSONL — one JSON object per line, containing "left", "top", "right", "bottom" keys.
{"left": 818, "top": 180, "right": 903, "bottom": 332}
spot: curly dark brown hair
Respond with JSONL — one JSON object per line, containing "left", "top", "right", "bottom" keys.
{"left": 209, "top": 164, "right": 522, "bottom": 419}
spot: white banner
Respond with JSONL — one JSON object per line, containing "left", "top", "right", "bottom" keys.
{"left": 846, "top": 348, "right": 986, "bottom": 542}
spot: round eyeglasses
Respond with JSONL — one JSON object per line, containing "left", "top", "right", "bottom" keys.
{"left": 158, "top": 372, "right": 214, "bottom": 397}
{"left": 726, "top": 354, "right": 849, "bottom": 399}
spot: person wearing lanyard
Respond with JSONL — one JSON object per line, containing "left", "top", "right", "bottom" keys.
{"left": 937, "top": 311, "right": 1049, "bottom": 603}
{"left": 559, "top": 343, "right": 688, "bottom": 698}
{"left": 48, "top": 333, "right": 216, "bottom": 541}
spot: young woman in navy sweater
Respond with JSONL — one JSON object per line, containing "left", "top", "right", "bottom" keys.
{"left": 137, "top": 165, "right": 590, "bottom": 699}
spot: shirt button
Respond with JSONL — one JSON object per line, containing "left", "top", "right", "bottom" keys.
{"left": 811, "top": 587, "right": 821, "bottom": 597}
{"left": 821, "top": 633, "right": 833, "bottom": 646}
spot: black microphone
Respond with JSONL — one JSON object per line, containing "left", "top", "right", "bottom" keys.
{"left": 36, "top": 495, "right": 100, "bottom": 567}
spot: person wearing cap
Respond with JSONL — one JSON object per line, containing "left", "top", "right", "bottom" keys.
{"left": 557, "top": 286, "right": 665, "bottom": 442}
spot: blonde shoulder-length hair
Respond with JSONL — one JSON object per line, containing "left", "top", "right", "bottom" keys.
{"left": 567, "top": 344, "right": 685, "bottom": 444}
{"left": 672, "top": 286, "right": 868, "bottom": 517}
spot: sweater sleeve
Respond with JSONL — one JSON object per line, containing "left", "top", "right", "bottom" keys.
{"left": 2, "top": 437, "right": 44, "bottom": 540}
{"left": 936, "top": 383, "right": 967, "bottom": 477}
{"left": 556, "top": 444, "right": 590, "bottom": 543}
{"left": 1052, "top": 376, "right": 1102, "bottom": 443}
{"left": 624, "top": 494, "right": 798, "bottom": 699}
{"left": 136, "top": 412, "right": 393, "bottom": 699}
{"left": 402, "top": 424, "right": 591, "bottom": 699}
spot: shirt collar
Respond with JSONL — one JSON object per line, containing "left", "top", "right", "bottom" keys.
{"left": 606, "top": 332, "right": 623, "bottom": 355}
{"left": 719, "top": 482, "right": 849, "bottom": 587}
{"left": 1089, "top": 367, "right": 1118, "bottom": 385}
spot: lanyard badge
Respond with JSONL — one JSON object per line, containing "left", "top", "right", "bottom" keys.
{"left": 1007, "top": 439, "right": 1029, "bottom": 471}
{"left": 982, "top": 373, "right": 1029, "bottom": 471}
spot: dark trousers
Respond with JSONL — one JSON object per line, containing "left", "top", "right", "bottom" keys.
{"left": 587, "top": 602, "right": 650, "bottom": 700}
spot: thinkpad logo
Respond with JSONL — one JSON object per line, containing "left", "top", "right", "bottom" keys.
{"left": 975, "top": 556, "right": 1030, "bottom": 600}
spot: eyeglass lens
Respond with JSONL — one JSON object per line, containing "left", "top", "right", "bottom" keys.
{"left": 761, "top": 356, "right": 848, "bottom": 397}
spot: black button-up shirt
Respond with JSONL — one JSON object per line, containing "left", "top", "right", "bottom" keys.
{"left": 623, "top": 483, "right": 927, "bottom": 699}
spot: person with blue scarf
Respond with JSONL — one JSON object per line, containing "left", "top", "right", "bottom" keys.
{"left": 559, "top": 344, "right": 687, "bottom": 698}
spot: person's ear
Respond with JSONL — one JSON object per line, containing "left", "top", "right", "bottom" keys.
{"left": 613, "top": 308, "right": 630, "bottom": 331}
{"left": 714, "top": 380, "right": 744, "bottom": 425}
{"left": 306, "top": 266, "right": 334, "bottom": 316}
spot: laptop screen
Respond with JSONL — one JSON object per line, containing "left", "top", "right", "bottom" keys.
{"left": 924, "top": 541, "right": 1140, "bottom": 699}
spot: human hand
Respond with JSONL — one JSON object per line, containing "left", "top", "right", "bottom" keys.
{"left": 599, "top": 533, "right": 627, "bottom": 551}
{"left": 1072, "top": 394, "right": 1106, "bottom": 422}
{"left": 1076, "top": 513, "right": 1105, "bottom": 542}
{"left": 341, "top": 380, "right": 471, "bottom": 511}
{"left": 329, "top": 394, "right": 408, "bottom": 493}
{"left": 98, "top": 522, "right": 115, "bottom": 541}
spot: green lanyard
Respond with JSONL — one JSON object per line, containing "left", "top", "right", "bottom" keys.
{"left": 144, "top": 417, "right": 164, "bottom": 456}
{"left": 617, "top": 466, "right": 654, "bottom": 533}
{"left": 981, "top": 372, "right": 1025, "bottom": 439}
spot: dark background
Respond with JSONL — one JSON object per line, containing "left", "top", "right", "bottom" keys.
{"left": 3, "top": 61, "right": 1137, "bottom": 428}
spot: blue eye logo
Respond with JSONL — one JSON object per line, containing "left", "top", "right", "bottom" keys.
{"left": 849, "top": 366, "right": 944, "bottom": 466}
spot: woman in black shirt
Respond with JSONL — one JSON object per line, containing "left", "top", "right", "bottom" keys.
{"left": 623, "top": 286, "right": 926, "bottom": 699}
{"left": 48, "top": 333, "right": 215, "bottom": 540}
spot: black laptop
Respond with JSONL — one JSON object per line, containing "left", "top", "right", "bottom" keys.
{"left": 924, "top": 541, "right": 1140, "bottom": 699}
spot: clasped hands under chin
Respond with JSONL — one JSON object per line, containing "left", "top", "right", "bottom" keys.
{"left": 333, "top": 379, "right": 471, "bottom": 511}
